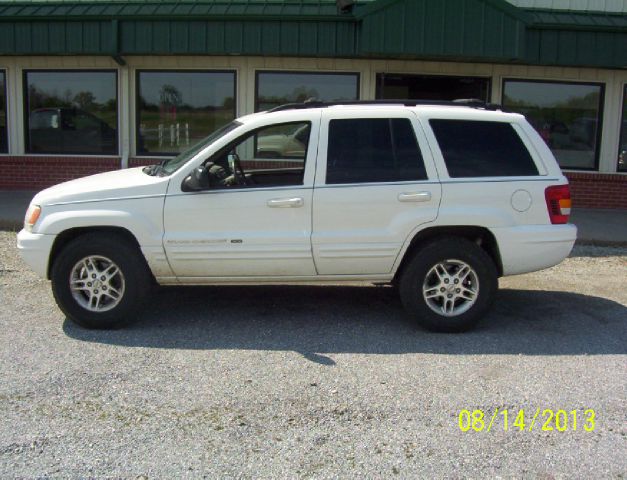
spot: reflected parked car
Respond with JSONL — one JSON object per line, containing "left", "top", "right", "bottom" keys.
{"left": 540, "top": 118, "right": 597, "bottom": 152}
{"left": 569, "top": 117, "right": 597, "bottom": 147}
{"left": 619, "top": 120, "right": 627, "bottom": 171}
{"left": 256, "top": 124, "right": 310, "bottom": 158}
{"left": 540, "top": 120, "right": 570, "bottom": 149}
{"left": 29, "top": 107, "right": 116, "bottom": 154}
{"left": 0, "top": 125, "right": 6, "bottom": 152}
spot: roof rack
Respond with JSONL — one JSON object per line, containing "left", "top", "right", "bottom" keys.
{"left": 267, "top": 98, "right": 503, "bottom": 113}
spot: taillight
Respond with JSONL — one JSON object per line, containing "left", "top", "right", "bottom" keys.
{"left": 545, "top": 185, "right": 571, "bottom": 224}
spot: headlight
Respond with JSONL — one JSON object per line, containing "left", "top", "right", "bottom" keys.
{"left": 24, "top": 204, "right": 41, "bottom": 232}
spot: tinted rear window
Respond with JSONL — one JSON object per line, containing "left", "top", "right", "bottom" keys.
{"left": 326, "top": 118, "right": 427, "bottom": 184}
{"left": 429, "top": 120, "right": 538, "bottom": 177}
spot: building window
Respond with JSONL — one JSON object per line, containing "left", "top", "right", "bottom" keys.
{"left": 376, "top": 73, "right": 490, "bottom": 102}
{"left": 0, "top": 70, "right": 7, "bottom": 153}
{"left": 255, "top": 71, "right": 359, "bottom": 111}
{"left": 502, "top": 79, "right": 604, "bottom": 171}
{"left": 24, "top": 70, "right": 118, "bottom": 155}
{"left": 619, "top": 86, "right": 627, "bottom": 172}
{"left": 136, "top": 70, "right": 236, "bottom": 156}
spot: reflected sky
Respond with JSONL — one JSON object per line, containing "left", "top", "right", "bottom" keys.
{"left": 257, "top": 72, "right": 358, "bottom": 102}
{"left": 138, "top": 71, "right": 235, "bottom": 108}
{"left": 26, "top": 71, "right": 116, "bottom": 104}
{"left": 504, "top": 81, "right": 600, "bottom": 107}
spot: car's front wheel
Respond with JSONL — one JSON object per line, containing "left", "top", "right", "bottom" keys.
{"left": 51, "top": 233, "right": 151, "bottom": 329}
{"left": 399, "top": 237, "right": 498, "bottom": 332}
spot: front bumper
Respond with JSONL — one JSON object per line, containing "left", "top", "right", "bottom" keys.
{"left": 491, "top": 224, "right": 577, "bottom": 276}
{"left": 16, "top": 229, "right": 56, "bottom": 279}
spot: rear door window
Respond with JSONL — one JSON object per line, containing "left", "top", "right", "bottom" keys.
{"left": 326, "top": 118, "right": 427, "bottom": 184}
{"left": 429, "top": 120, "right": 539, "bottom": 177}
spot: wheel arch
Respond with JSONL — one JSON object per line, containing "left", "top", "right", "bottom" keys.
{"left": 393, "top": 226, "right": 503, "bottom": 281}
{"left": 47, "top": 226, "right": 145, "bottom": 280}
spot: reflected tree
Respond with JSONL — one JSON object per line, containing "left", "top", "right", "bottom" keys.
{"left": 73, "top": 91, "right": 97, "bottom": 110}
{"left": 159, "top": 84, "right": 183, "bottom": 120}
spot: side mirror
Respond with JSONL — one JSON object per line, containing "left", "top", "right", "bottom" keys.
{"left": 182, "top": 165, "right": 210, "bottom": 192}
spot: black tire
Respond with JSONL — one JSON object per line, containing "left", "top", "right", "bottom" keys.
{"left": 50, "top": 233, "right": 151, "bottom": 329}
{"left": 398, "top": 236, "right": 498, "bottom": 332}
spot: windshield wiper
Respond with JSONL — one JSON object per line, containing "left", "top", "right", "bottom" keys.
{"left": 142, "top": 160, "right": 167, "bottom": 176}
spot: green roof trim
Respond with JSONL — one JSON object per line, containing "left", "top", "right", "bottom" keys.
{"left": 0, "top": 1, "right": 364, "bottom": 21}
{"left": 0, "top": 0, "right": 625, "bottom": 69}
{"left": 526, "top": 9, "right": 627, "bottom": 32}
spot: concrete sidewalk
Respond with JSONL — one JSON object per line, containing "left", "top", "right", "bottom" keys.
{"left": 569, "top": 208, "right": 627, "bottom": 245}
{"left": 1, "top": 189, "right": 626, "bottom": 245}
{"left": 0, "top": 190, "right": 34, "bottom": 230}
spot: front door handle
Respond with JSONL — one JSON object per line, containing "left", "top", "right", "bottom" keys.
{"left": 398, "top": 191, "right": 432, "bottom": 202}
{"left": 267, "top": 197, "right": 304, "bottom": 208}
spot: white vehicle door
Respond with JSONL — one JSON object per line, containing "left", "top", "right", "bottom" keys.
{"left": 163, "top": 116, "right": 319, "bottom": 278}
{"left": 312, "top": 109, "right": 441, "bottom": 275}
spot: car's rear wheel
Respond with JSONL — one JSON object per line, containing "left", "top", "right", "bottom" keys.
{"left": 51, "top": 233, "right": 151, "bottom": 329}
{"left": 399, "top": 237, "right": 498, "bottom": 332}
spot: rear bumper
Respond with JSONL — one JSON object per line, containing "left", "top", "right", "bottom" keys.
{"left": 17, "top": 229, "right": 56, "bottom": 278}
{"left": 491, "top": 224, "right": 577, "bottom": 276}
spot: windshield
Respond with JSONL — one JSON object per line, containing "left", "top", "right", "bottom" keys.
{"left": 153, "top": 121, "right": 242, "bottom": 176}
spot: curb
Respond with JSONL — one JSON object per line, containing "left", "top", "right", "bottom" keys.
{"left": 575, "top": 239, "right": 627, "bottom": 248}
{"left": 0, "top": 221, "right": 21, "bottom": 231}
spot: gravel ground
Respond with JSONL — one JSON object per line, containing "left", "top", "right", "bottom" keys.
{"left": 0, "top": 231, "right": 626, "bottom": 479}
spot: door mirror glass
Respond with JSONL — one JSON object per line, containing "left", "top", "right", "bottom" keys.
{"left": 182, "top": 165, "right": 210, "bottom": 191}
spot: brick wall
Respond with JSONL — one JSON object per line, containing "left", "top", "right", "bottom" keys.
{"left": 0, "top": 156, "right": 120, "bottom": 190}
{"left": 565, "top": 172, "right": 627, "bottom": 210}
{"left": 1, "top": 156, "right": 626, "bottom": 210}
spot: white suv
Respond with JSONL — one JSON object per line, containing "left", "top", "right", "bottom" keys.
{"left": 17, "top": 100, "right": 577, "bottom": 332}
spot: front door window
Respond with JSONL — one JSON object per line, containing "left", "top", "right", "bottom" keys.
{"left": 207, "top": 121, "right": 311, "bottom": 189}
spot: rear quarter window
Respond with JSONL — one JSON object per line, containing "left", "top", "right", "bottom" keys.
{"left": 429, "top": 119, "right": 539, "bottom": 177}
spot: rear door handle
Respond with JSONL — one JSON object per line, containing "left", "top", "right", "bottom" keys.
{"left": 398, "top": 191, "right": 432, "bottom": 202}
{"left": 267, "top": 197, "right": 304, "bottom": 208}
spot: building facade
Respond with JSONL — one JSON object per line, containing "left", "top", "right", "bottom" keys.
{"left": 0, "top": 0, "right": 626, "bottom": 208}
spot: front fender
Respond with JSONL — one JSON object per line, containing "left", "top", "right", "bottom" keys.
{"left": 34, "top": 197, "right": 172, "bottom": 279}
{"left": 36, "top": 198, "right": 164, "bottom": 245}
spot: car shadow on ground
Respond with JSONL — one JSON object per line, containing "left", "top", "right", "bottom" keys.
{"left": 63, "top": 285, "right": 627, "bottom": 363}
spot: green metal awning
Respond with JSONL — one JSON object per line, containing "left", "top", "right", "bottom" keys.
{"left": 0, "top": 0, "right": 625, "bottom": 69}
{"left": 358, "top": 0, "right": 529, "bottom": 62}
{"left": 524, "top": 9, "right": 627, "bottom": 68}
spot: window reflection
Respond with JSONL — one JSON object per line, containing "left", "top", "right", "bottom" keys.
{"left": 256, "top": 72, "right": 359, "bottom": 111}
{"left": 137, "top": 71, "right": 236, "bottom": 155}
{"left": 619, "top": 86, "right": 627, "bottom": 172}
{"left": 0, "top": 71, "right": 6, "bottom": 153}
{"left": 376, "top": 73, "right": 490, "bottom": 102}
{"left": 25, "top": 70, "right": 118, "bottom": 155}
{"left": 502, "top": 80, "right": 604, "bottom": 170}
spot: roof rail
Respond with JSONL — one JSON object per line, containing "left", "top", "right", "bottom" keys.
{"left": 267, "top": 98, "right": 503, "bottom": 113}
